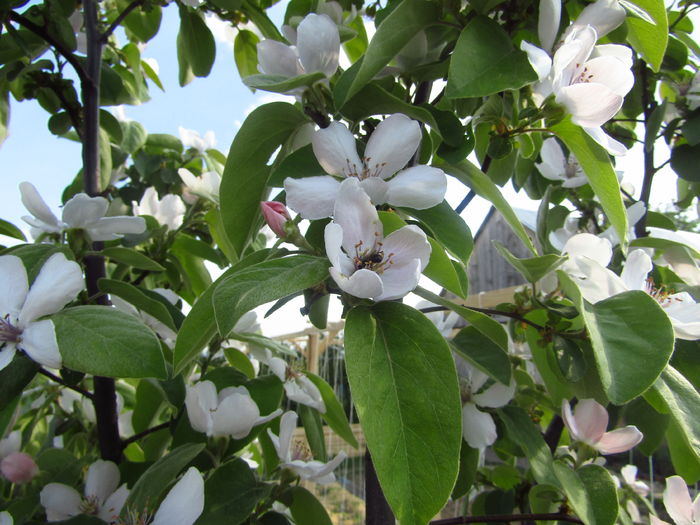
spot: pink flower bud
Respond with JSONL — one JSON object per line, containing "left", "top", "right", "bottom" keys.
{"left": 261, "top": 201, "right": 291, "bottom": 239}
{"left": 1, "top": 452, "right": 39, "bottom": 484}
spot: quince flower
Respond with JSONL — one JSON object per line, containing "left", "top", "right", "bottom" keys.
{"left": 185, "top": 380, "right": 282, "bottom": 438}
{"left": 132, "top": 188, "right": 186, "bottom": 231}
{"left": 267, "top": 357, "right": 325, "bottom": 412}
{"left": 0, "top": 253, "right": 84, "bottom": 371}
{"left": 324, "top": 178, "right": 431, "bottom": 301}
{"left": 260, "top": 201, "right": 291, "bottom": 239}
{"left": 561, "top": 398, "right": 642, "bottom": 454}
{"left": 285, "top": 114, "right": 447, "bottom": 219}
{"left": 178, "top": 127, "right": 216, "bottom": 153}
{"left": 178, "top": 168, "right": 220, "bottom": 204}
{"left": 459, "top": 362, "right": 516, "bottom": 449}
{"left": 0, "top": 431, "right": 38, "bottom": 484}
{"left": 536, "top": 137, "right": 588, "bottom": 188}
{"left": 20, "top": 183, "right": 146, "bottom": 241}
{"left": 565, "top": 0, "right": 626, "bottom": 42}
{"left": 617, "top": 464, "right": 649, "bottom": 497}
{"left": 562, "top": 233, "right": 700, "bottom": 339}
{"left": 651, "top": 475, "right": 700, "bottom": 525}
{"left": 257, "top": 13, "right": 339, "bottom": 89}
{"left": 40, "top": 459, "right": 129, "bottom": 522}
{"left": 268, "top": 411, "right": 347, "bottom": 484}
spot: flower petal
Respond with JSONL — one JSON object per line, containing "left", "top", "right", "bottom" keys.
{"left": 330, "top": 266, "right": 384, "bottom": 299}
{"left": 256, "top": 40, "right": 300, "bottom": 77}
{"left": 185, "top": 381, "right": 218, "bottom": 435}
{"left": 0, "top": 431, "right": 21, "bottom": 458}
{"left": 620, "top": 249, "right": 652, "bottom": 291}
{"left": 0, "top": 511, "right": 12, "bottom": 525}
{"left": 85, "top": 459, "right": 120, "bottom": 505}
{"left": 61, "top": 194, "right": 108, "bottom": 228}
{"left": 583, "top": 126, "right": 628, "bottom": 156}
{"left": 40, "top": 483, "right": 82, "bottom": 521}
{"left": 284, "top": 176, "right": 340, "bottom": 219}
{"left": 20, "top": 320, "right": 61, "bottom": 369}
{"left": 556, "top": 82, "right": 623, "bottom": 128}
{"left": 212, "top": 392, "right": 261, "bottom": 438}
{"left": 566, "top": 256, "right": 629, "bottom": 303}
{"left": 596, "top": 426, "right": 643, "bottom": 454}
{"left": 562, "top": 233, "right": 612, "bottom": 266}
{"left": 18, "top": 253, "right": 84, "bottom": 326}
{"left": 382, "top": 225, "right": 431, "bottom": 270}
{"left": 19, "top": 182, "right": 60, "bottom": 231}
{"left": 364, "top": 114, "right": 421, "bottom": 179}
{"left": 461, "top": 403, "right": 497, "bottom": 448}
{"left": 663, "top": 475, "right": 695, "bottom": 525}
{"left": 278, "top": 411, "right": 298, "bottom": 462}
{"left": 385, "top": 166, "right": 447, "bottom": 209}
{"left": 87, "top": 216, "right": 147, "bottom": 241}
{"left": 334, "top": 178, "right": 383, "bottom": 257}
{"left": 98, "top": 484, "right": 129, "bottom": 523}
{"left": 151, "top": 468, "right": 205, "bottom": 525}
{"left": 538, "top": 0, "right": 561, "bottom": 52}
{"left": 580, "top": 55, "right": 634, "bottom": 97}
{"left": 473, "top": 379, "right": 516, "bottom": 408}
{"left": 572, "top": 398, "right": 609, "bottom": 445}
{"left": 536, "top": 138, "right": 567, "bottom": 181}
{"left": 297, "top": 13, "right": 340, "bottom": 77}
{"left": 521, "top": 41, "right": 553, "bottom": 82}
{"left": 376, "top": 258, "right": 422, "bottom": 302}
{"left": 285, "top": 376, "right": 326, "bottom": 412}
{"left": 312, "top": 122, "right": 363, "bottom": 177}
{"left": 0, "top": 255, "right": 28, "bottom": 320}
{"left": 358, "top": 177, "right": 389, "bottom": 205}
{"left": 561, "top": 399, "right": 581, "bottom": 441}
{"left": 571, "top": 0, "right": 626, "bottom": 38}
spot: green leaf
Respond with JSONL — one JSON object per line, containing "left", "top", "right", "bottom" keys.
{"left": 577, "top": 464, "right": 619, "bottom": 525}
{"left": 212, "top": 255, "right": 329, "bottom": 336}
{"left": 335, "top": 0, "right": 440, "bottom": 106}
{"left": 625, "top": 0, "right": 668, "bottom": 72}
{"left": 624, "top": 397, "right": 669, "bottom": 456}
{"left": 53, "top": 306, "right": 167, "bottom": 379}
{"left": 124, "top": 443, "right": 205, "bottom": 514}
{"left": 220, "top": 102, "right": 306, "bottom": 256}
{"left": 560, "top": 275, "right": 675, "bottom": 404}
{"left": 494, "top": 241, "right": 566, "bottom": 283}
{"left": 553, "top": 462, "right": 597, "bottom": 525}
{"left": 172, "top": 233, "right": 225, "bottom": 266}
{"left": 98, "top": 278, "right": 176, "bottom": 332}
{"left": 288, "top": 486, "right": 333, "bottom": 525}
{"left": 178, "top": 6, "right": 216, "bottom": 78}
{"left": 132, "top": 379, "right": 165, "bottom": 434}
{"left": 121, "top": 120, "right": 148, "bottom": 155}
{"left": 551, "top": 118, "right": 628, "bottom": 247}
{"left": 0, "top": 353, "right": 38, "bottom": 411}
{"left": 224, "top": 347, "right": 256, "bottom": 378}
{"left": 99, "top": 127, "right": 113, "bottom": 191}
{"left": 243, "top": 72, "right": 326, "bottom": 93}
{"left": 451, "top": 326, "right": 511, "bottom": 385}
{"left": 196, "top": 458, "right": 267, "bottom": 525}
{"left": 2, "top": 244, "right": 69, "bottom": 283}
{"left": 307, "top": 373, "right": 359, "bottom": 448}
{"left": 344, "top": 302, "right": 462, "bottom": 525}
{"left": 123, "top": 3, "right": 162, "bottom": 43}
{"left": 446, "top": 16, "right": 538, "bottom": 98}
{"left": 438, "top": 159, "right": 537, "bottom": 254}
{"left": 671, "top": 143, "right": 700, "bottom": 182}
{"left": 0, "top": 218, "right": 26, "bottom": 241}
{"left": 101, "top": 247, "right": 165, "bottom": 271}
{"left": 403, "top": 201, "right": 473, "bottom": 264}
{"left": 298, "top": 404, "right": 327, "bottom": 462}
{"left": 234, "top": 29, "right": 260, "bottom": 79}
{"left": 0, "top": 83, "right": 8, "bottom": 147}
{"left": 452, "top": 442, "right": 480, "bottom": 499}
{"left": 423, "top": 237, "right": 468, "bottom": 298}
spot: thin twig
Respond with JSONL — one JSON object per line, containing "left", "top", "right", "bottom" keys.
{"left": 430, "top": 512, "right": 583, "bottom": 524}
{"left": 455, "top": 191, "right": 475, "bottom": 214}
{"left": 38, "top": 368, "right": 94, "bottom": 400}
{"left": 122, "top": 420, "right": 173, "bottom": 446}
{"left": 101, "top": 0, "right": 146, "bottom": 43}
{"left": 419, "top": 306, "right": 544, "bottom": 331}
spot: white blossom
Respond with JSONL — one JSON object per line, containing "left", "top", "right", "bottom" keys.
{"left": 178, "top": 127, "right": 215, "bottom": 153}
{"left": 536, "top": 137, "right": 589, "bottom": 187}
{"left": 650, "top": 475, "right": 700, "bottom": 525}
{"left": 178, "top": 168, "right": 220, "bottom": 204}
{"left": 268, "top": 357, "right": 325, "bottom": 412}
{"left": 132, "top": 188, "right": 186, "bottom": 231}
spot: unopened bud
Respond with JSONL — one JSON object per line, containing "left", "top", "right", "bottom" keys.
{"left": 1, "top": 452, "right": 38, "bottom": 484}
{"left": 260, "top": 201, "right": 291, "bottom": 239}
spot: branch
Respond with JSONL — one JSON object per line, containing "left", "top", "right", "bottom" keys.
{"left": 430, "top": 513, "right": 583, "bottom": 525}
{"left": 455, "top": 190, "right": 475, "bottom": 214}
{"left": 7, "top": 11, "right": 87, "bottom": 84}
{"left": 543, "top": 414, "right": 564, "bottom": 453}
{"left": 38, "top": 368, "right": 94, "bottom": 400}
{"left": 635, "top": 60, "right": 656, "bottom": 239}
{"left": 100, "top": 0, "right": 146, "bottom": 43}
{"left": 419, "top": 305, "right": 545, "bottom": 331}
{"left": 122, "top": 420, "right": 173, "bottom": 446}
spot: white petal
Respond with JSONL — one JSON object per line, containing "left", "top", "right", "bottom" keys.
{"left": 561, "top": 399, "right": 581, "bottom": 442}
{"left": 473, "top": 379, "right": 516, "bottom": 408}
{"left": 159, "top": 195, "right": 186, "bottom": 230}
{"left": 21, "top": 320, "right": 62, "bottom": 369}
{"left": 18, "top": 253, "right": 84, "bottom": 326}
{"left": 364, "top": 114, "right": 421, "bottom": 179}
{"left": 330, "top": 266, "right": 384, "bottom": 299}
{"left": 307, "top": 450, "right": 347, "bottom": 482}
{"left": 556, "top": 82, "right": 623, "bottom": 128}
{"left": 620, "top": 250, "right": 652, "bottom": 290}
{"left": 595, "top": 426, "right": 643, "bottom": 454}
{"left": 566, "top": 256, "right": 629, "bottom": 303}
{"left": 571, "top": 0, "right": 626, "bottom": 38}
{"left": 61, "top": 194, "right": 108, "bottom": 228}
{"left": 334, "top": 178, "right": 382, "bottom": 257}
{"left": 382, "top": 225, "right": 431, "bottom": 270}
{"left": 561, "top": 175, "right": 589, "bottom": 188}
{"left": 98, "top": 484, "right": 129, "bottom": 523}
{"left": 0, "top": 255, "right": 28, "bottom": 320}
{"left": 376, "top": 258, "right": 422, "bottom": 302}
{"left": 593, "top": 44, "right": 633, "bottom": 68}
{"left": 358, "top": 177, "right": 389, "bottom": 205}
{"left": 152, "top": 468, "right": 205, "bottom": 525}
{"left": 85, "top": 460, "right": 120, "bottom": 506}
{"left": 185, "top": 381, "right": 218, "bottom": 435}
{"left": 87, "top": 217, "right": 146, "bottom": 241}
{"left": 212, "top": 392, "right": 261, "bottom": 438}
{"left": 256, "top": 40, "right": 300, "bottom": 77}
{"left": 562, "top": 233, "right": 612, "bottom": 265}
{"left": 312, "top": 122, "right": 363, "bottom": 177}
{"left": 538, "top": 0, "right": 561, "bottom": 52}
{"left": 520, "top": 41, "right": 553, "bottom": 82}
{"left": 268, "top": 357, "right": 287, "bottom": 381}
{"left": 297, "top": 13, "right": 340, "bottom": 77}
{"left": 286, "top": 376, "right": 325, "bottom": 412}
{"left": 538, "top": 137, "right": 567, "bottom": 177}
{"left": 40, "top": 483, "right": 82, "bottom": 521}
{"left": 664, "top": 476, "right": 694, "bottom": 525}
{"left": 19, "top": 182, "right": 60, "bottom": 230}
{"left": 572, "top": 398, "right": 608, "bottom": 445}
{"left": 621, "top": 464, "right": 637, "bottom": 485}
{"left": 0, "top": 431, "right": 21, "bottom": 458}
{"left": 0, "top": 511, "right": 12, "bottom": 525}
{"left": 277, "top": 411, "right": 297, "bottom": 462}
{"left": 461, "top": 403, "right": 497, "bottom": 449}
{"left": 580, "top": 55, "right": 634, "bottom": 97}
{"left": 284, "top": 176, "right": 340, "bottom": 219}
{"left": 552, "top": 26, "right": 596, "bottom": 90}
{"left": 385, "top": 166, "right": 447, "bottom": 209}
{"left": 583, "top": 126, "right": 628, "bottom": 156}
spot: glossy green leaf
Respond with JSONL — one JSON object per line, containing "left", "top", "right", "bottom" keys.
{"left": 178, "top": 6, "right": 216, "bottom": 78}
{"left": 307, "top": 373, "right": 358, "bottom": 448}
{"left": 0, "top": 218, "right": 26, "bottom": 241}
{"left": 551, "top": 119, "right": 628, "bottom": 247}
{"left": 299, "top": 404, "right": 327, "bottom": 462}
{"left": 102, "top": 247, "right": 165, "bottom": 271}
{"left": 288, "top": 486, "right": 333, "bottom": 525}
{"left": 404, "top": 201, "right": 473, "bottom": 264}
{"left": 220, "top": 102, "right": 305, "bottom": 256}
{"left": 121, "top": 120, "right": 148, "bottom": 154}
{"left": 577, "top": 464, "right": 619, "bottom": 525}
{"left": 234, "top": 29, "right": 260, "bottom": 79}
{"left": 451, "top": 326, "right": 511, "bottom": 385}
{"left": 446, "top": 16, "right": 538, "bottom": 98}
{"left": 98, "top": 278, "right": 176, "bottom": 332}
{"left": 625, "top": 0, "right": 668, "bottom": 72}
{"left": 53, "top": 306, "right": 167, "bottom": 379}
{"left": 671, "top": 143, "right": 700, "bottom": 182}
{"left": 494, "top": 241, "right": 566, "bottom": 283}
{"left": 452, "top": 442, "right": 480, "bottom": 499}
{"left": 0, "top": 353, "right": 38, "bottom": 411}
{"left": 132, "top": 379, "right": 165, "bottom": 434}
{"left": 424, "top": 237, "right": 467, "bottom": 298}
{"left": 123, "top": 3, "right": 162, "bottom": 43}
{"left": 553, "top": 462, "right": 597, "bottom": 525}
{"left": 345, "top": 302, "right": 462, "bottom": 525}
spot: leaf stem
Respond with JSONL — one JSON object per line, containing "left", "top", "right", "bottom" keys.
{"left": 430, "top": 512, "right": 583, "bottom": 524}
{"left": 38, "top": 368, "right": 94, "bottom": 400}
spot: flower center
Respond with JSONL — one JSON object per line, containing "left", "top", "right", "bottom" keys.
{"left": 0, "top": 315, "right": 22, "bottom": 343}
{"left": 291, "top": 440, "right": 312, "bottom": 462}
{"left": 79, "top": 496, "right": 101, "bottom": 516}
{"left": 565, "top": 158, "right": 583, "bottom": 180}
{"left": 114, "top": 508, "right": 153, "bottom": 525}
{"left": 352, "top": 240, "right": 394, "bottom": 274}
{"left": 644, "top": 278, "right": 680, "bottom": 308}
{"left": 359, "top": 156, "right": 387, "bottom": 180}
{"left": 573, "top": 65, "right": 595, "bottom": 85}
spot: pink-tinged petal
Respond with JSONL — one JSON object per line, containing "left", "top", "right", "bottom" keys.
{"left": 334, "top": 178, "right": 382, "bottom": 257}
{"left": 18, "top": 253, "right": 84, "bottom": 326}
{"left": 620, "top": 250, "right": 652, "bottom": 291}
{"left": 562, "top": 233, "right": 612, "bottom": 266}
{"left": 284, "top": 176, "right": 340, "bottom": 220}
{"left": 364, "top": 114, "right": 421, "bottom": 179}
{"left": 561, "top": 399, "right": 581, "bottom": 441}
{"left": 579, "top": 55, "right": 634, "bottom": 97}
{"left": 461, "top": 403, "right": 497, "bottom": 449}
{"left": 572, "top": 398, "right": 609, "bottom": 444}
{"left": 0, "top": 255, "right": 28, "bottom": 319}
{"left": 151, "top": 468, "right": 204, "bottom": 525}
{"left": 376, "top": 258, "right": 422, "bottom": 302}
{"left": 473, "top": 379, "right": 516, "bottom": 408}
{"left": 98, "top": 484, "right": 128, "bottom": 523}
{"left": 40, "top": 483, "right": 82, "bottom": 521}
{"left": 538, "top": 0, "right": 561, "bottom": 52}
{"left": 664, "top": 475, "right": 695, "bottom": 525}
{"left": 0, "top": 344, "right": 17, "bottom": 373}
{"left": 650, "top": 516, "right": 671, "bottom": 525}
{"left": 385, "top": 166, "right": 447, "bottom": 210}
{"left": 556, "top": 82, "right": 623, "bottom": 128}
{"left": 595, "top": 425, "right": 643, "bottom": 454}
{"left": 382, "top": 225, "right": 431, "bottom": 270}
{"left": 256, "top": 40, "right": 300, "bottom": 77}
{"left": 85, "top": 459, "right": 120, "bottom": 505}
{"left": 571, "top": 0, "right": 626, "bottom": 38}
{"left": 61, "top": 194, "right": 108, "bottom": 228}
{"left": 21, "top": 320, "right": 61, "bottom": 369}
{"left": 1, "top": 452, "right": 38, "bottom": 483}
{"left": 19, "top": 182, "right": 60, "bottom": 230}
{"left": 296, "top": 13, "right": 339, "bottom": 77}
{"left": 330, "top": 266, "right": 383, "bottom": 299}
{"left": 312, "top": 122, "right": 363, "bottom": 177}
{"left": 583, "top": 126, "right": 628, "bottom": 156}
{"left": 521, "top": 41, "right": 553, "bottom": 82}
